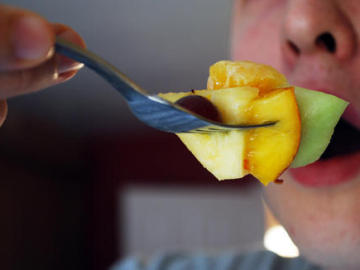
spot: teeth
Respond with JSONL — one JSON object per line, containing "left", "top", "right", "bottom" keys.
{"left": 320, "top": 118, "right": 360, "bottom": 160}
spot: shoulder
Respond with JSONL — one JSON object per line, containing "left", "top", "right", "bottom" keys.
{"left": 110, "top": 250, "right": 322, "bottom": 270}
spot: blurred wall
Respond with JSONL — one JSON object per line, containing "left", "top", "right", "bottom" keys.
{"left": 121, "top": 186, "right": 264, "bottom": 256}
{"left": 3, "top": 0, "right": 232, "bottom": 136}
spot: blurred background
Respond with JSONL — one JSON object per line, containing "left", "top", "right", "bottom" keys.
{"left": 0, "top": 1, "right": 266, "bottom": 270}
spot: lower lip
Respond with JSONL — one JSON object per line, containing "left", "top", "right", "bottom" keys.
{"left": 289, "top": 151, "right": 360, "bottom": 187}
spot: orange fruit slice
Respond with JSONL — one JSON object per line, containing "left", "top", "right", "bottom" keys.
{"left": 207, "top": 60, "right": 289, "bottom": 94}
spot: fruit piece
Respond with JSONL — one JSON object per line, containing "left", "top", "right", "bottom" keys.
{"left": 159, "top": 85, "right": 301, "bottom": 185}
{"left": 207, "top": 60, "right": 289, "bottom": 93}
{"left": 175, "top": 95, "right": 221, "bottom": 122}
{"left": 159, "top": 87, "right": 260, "bottom": 180}
{"left": 160, "top": 61, "right": 347, "bottom": 185}
{"left": 247, "top": 88, "right": 301, "bottom": 185}
{"left": 290, "top": 87, "right": 349, "bottom": 168}
{"left": 180, "top": 131, "right": 248, "bottom": 180}
{"left": 161, "top": 87, "right": 259, "bottom": 124}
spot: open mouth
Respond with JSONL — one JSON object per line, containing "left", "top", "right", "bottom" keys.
{"left": 290, "top": 118, "right": 360, "bottom": 187}
{"left": 320, "top": 118, "right": 360, "bottom": 160}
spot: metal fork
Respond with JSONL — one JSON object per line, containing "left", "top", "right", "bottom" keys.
{"left": 55, "top": 38, "right": 275, "bottom": 133}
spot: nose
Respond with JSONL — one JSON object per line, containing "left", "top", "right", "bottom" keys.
{"left": 282, "top": 0, "right": 356, "bottom": 65}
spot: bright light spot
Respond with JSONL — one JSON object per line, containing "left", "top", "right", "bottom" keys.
{"left": 264, "top": 225, "right": 299, "bottom": 258}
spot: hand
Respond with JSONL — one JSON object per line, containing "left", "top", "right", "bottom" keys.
{"left": 0, "top": 4, "right": 86, "bottom": 126}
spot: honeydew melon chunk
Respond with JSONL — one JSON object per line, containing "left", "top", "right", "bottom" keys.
{"left": 291, "top": 87, "right": 349, "bottom": 168}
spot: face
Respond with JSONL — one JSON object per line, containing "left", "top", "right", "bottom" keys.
{"left": 231, "top": 0, "right": 360, "bottom": 269}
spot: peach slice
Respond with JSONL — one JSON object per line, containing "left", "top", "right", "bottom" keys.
{"left": 246, "top": 88, "right": 301, "bottom": 185}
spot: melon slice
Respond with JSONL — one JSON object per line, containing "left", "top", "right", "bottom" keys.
{"left": 291, "top": 87, "right": 349, "bottom": 168}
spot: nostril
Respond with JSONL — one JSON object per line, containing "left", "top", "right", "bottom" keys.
{"left": 316, "top": 32, "right": 336, "bottom": 53}
{"left": 287, "top": 40, "right": 300, "bottom": 55}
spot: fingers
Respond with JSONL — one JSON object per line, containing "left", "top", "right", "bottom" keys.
{"left": 0, "top": 100, "right": 7, "bottom": 127}
{"left": 0, "top": 15, "right": 85, "bottom": 98}
{"left": 0, "top": 57, "right": 61, "bottom": 99}
{"left": 0, "top": 4, "right": 54, "bottom": 71}
{"left": 52, "top": 23, "right": 85, "bottom": 75}
{"left": 0, "top": 5, "right": 86, "bottom": 127}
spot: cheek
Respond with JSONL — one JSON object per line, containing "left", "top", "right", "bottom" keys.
{"left": 231, "top": 7, "right": 284, "bottom": 71}
{"left": 345, "top": 61, "right": 360, "bottom": 126}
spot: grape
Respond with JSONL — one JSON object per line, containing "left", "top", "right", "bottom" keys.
{"left": 175, "top": 95, "right": 221, "bottom": 122}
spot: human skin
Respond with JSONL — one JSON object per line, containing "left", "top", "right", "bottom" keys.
{"left": 231, "top": 1, "right": 360, "bottom": 269}
{"left": 0, "top": 4, "right": 85, "bottom": 127}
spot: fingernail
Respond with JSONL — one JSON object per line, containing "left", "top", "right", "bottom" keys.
{"left": 56, "top": 30, "right": 84, "bottom": 75}
{"left": 12, "top": 16, "right": 53, "bottom": 60}
{"left": 56, "top": 54, "right": 84, "bottom": 75}
{"left": 57, "top": 70, "right": 77, "bottom": 82}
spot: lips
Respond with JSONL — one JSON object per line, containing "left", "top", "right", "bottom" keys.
{"left": 289, "top": 91, "right": 360, "bottom": 187}
{"left": 290, "top": 152, "right": 360, "bottom": 187}
{"left": 321, "top": 118, "right": 360, "bottom": 159}
{"left": 290, "top": 118, "right": 360, "bottom": 187}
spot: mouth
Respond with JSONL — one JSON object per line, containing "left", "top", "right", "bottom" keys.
{"left": 289, "top": 118, "right": 360, "bottom": 187}
{"left": 320, "top": 118, "right": 360, "bottom": 160}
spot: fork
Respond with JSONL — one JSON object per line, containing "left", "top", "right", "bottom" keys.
{"left": 55, "top": 37, "right": 275, "bottom": 133}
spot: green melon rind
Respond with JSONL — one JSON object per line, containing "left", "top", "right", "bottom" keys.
{"left": 290, "top": 87, "right": 349, "bottom": 168}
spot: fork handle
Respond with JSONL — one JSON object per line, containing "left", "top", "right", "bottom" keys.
{"left": 55, "top": 37, "right": 146, "bottom": 101}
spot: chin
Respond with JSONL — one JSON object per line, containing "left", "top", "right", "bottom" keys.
{"left": 263, "top": 170, "right": 360, "bottom": 270}
{"left": 298, "top": 239, "right": 360, "bottom": 270}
